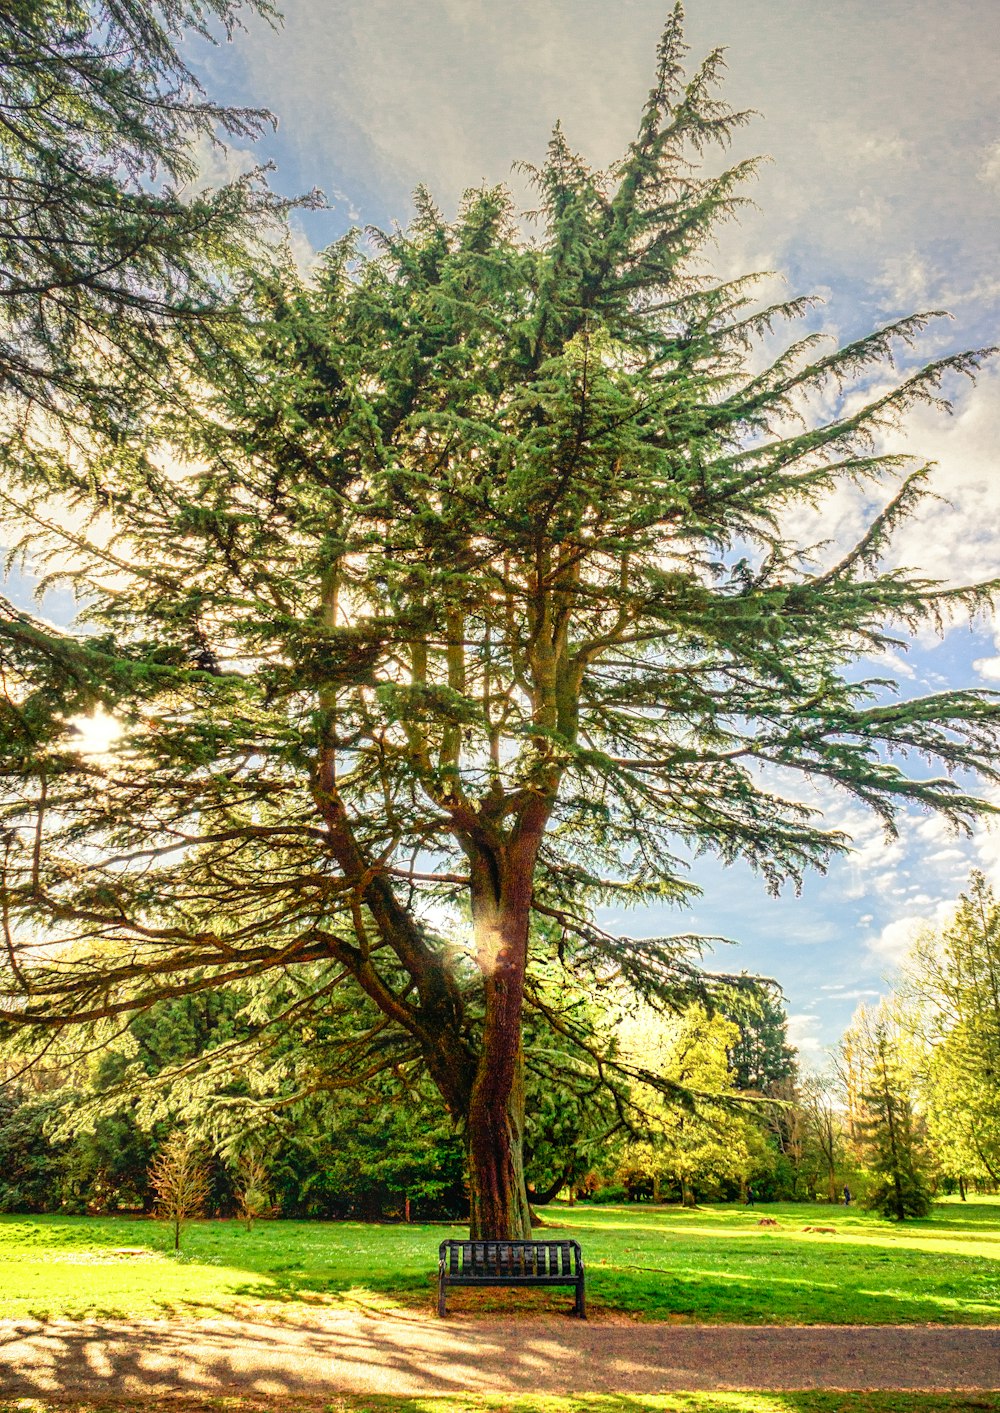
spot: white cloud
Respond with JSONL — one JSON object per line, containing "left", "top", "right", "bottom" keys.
{"left": 973, "top": 799, "right": 1000, "bottom": 885}
{"left": 286, "top": 221, "right": 320, "bottom": 277}
{"left": 874, "top": 250, "right": 934, "bottom": 309}
{"left": 865, "top": 916, "right": 924, "bottom": 967}
{"left": 924, "top": 848, "right": 966, "bottom": 865}
{"left": 869, "top": 649, "right": 916, "bottom": 681}
{"left": 864, "top": 904, "right": 954, "bottom": 970}
{"left": 184, "top": 134, "right": 259, "bottom": 194}
{"left": 772, "top": 365, "right": 1000, "bottom": 599}
{"left": 786, "top": 1011, "right": 824, "bottom": 1055}
{"left": 879, "top": 370, "right": 1000, "bottom": 590}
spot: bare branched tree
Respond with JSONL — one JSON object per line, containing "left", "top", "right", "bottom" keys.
{"left": 149, "top": 1130, "right": 210, "bottom": 1251}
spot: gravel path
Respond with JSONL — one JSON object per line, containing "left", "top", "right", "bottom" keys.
{"left": 2, "top": 1314, "right": 1000, "bottom": 1397}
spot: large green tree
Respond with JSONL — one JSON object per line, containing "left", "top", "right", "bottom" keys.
{"left": 902, "top": 872, "right": 1000, "bottom": 1186}
{"left": 2, "top": 7, "right": 999, "bottom": 1239}
{"left": 614, "top": 1002, "right": 757, "bottom": 1207}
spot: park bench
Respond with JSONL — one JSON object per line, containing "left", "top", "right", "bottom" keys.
{"left": 437, "top": 1238, "right": 586, "bottom": 1317}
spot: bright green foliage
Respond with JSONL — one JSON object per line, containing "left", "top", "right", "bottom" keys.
{"left": 842, "top": 873, "right": 1000, "bottom": 1199}
{"left": 1, "top": 7, "right": 999, "bottom": 1231}
{"left": 613, "top": 1003, "right": 761, "bottom": 1204}
{"left": 903, "top": 873, "right": 1000, "bottom": 1185}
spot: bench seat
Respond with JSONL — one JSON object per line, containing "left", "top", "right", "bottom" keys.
{"left": 437, "top": 1238, "right": 585, "bottom": 1317}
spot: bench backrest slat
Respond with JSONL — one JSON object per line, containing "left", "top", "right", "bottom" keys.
{"left": 440, "top": 1238, "right": 580, "bottom": 1278}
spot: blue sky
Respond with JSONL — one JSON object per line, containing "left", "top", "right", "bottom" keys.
{"left": 14, "top": 0, "right": 1000, "bottom": 1061}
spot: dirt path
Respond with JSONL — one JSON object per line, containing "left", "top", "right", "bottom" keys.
{"left": 2, "top": 1313, "right": 999, "bottom": 1398}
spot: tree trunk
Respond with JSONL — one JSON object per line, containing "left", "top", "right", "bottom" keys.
{"left": 467, "top": 1027, "right": 532, "bottom": 1239}
{"left": 466, "top": 862, "right": 535, "bottom": 1241}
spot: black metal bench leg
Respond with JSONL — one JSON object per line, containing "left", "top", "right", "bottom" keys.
{"left": 576, "top": 1279, "right": 586, "bottom": 1319}
{"left": 438, "top": 1275, "right": 447, "bottom": 1317}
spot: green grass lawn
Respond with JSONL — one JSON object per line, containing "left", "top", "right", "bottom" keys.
{"left": 2, "top": 1196, "right": 1000, "bottom": 1325}
{"left": 3, "top": 1397, "right": 1000, "bottom": 1413}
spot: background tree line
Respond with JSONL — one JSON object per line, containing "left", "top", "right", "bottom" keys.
{"left": 834, "top": 870, "right": 1000, "bottom": 1218}
{"left": 6, "top": 868, "right": 1000, "bottom": 1223}
{"left": 0, "top": 973, "right": 812, "bottom": 1218}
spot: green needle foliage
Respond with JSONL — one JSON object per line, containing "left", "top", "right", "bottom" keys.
{"left": 850, "top": 1009, "right": 932, "bottom": 1221}
{"left": 1, "top": 5, "right": 999, "bottom": 1238}
{"left": 0, "top": 0, "right": 298, "bottom": 437}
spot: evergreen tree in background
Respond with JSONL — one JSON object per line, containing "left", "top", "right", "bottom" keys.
{"left": 721, "top": 980, "right": 802, "bottom": 1197}
{"left": 2, "top": 5, "right": 1000, "bottom": 1239}
{"left": 723, "top": 980, "right": 797, "bottom": 1095}
{"left": 846, "top": 1005, "right": 932, "bottom": 1220}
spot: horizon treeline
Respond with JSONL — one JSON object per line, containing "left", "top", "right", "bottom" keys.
{"left": 3, "top": 870, "right": 998, "bottom": 1223}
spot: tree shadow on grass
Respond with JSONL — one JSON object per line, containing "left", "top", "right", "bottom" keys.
{"left": 910, "top": 1205, "right": 1000, "bottom": 1234}
{"left": 5, "top": 1214, "right": 999, "bottom": 1328}
{"left": 220, "top": 1233, "right": 1000, "bottom": 1327}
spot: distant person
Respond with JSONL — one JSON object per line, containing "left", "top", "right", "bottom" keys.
{"left": 843, "top": 1185, "right": 852, "bottom": 1206}
{"left": 746, "top": 1185, "right": 755, "bottom": 1207}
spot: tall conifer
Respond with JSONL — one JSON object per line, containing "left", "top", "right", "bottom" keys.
{"left": 2, "top": 7, "right": 999, "bottom": 1238}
